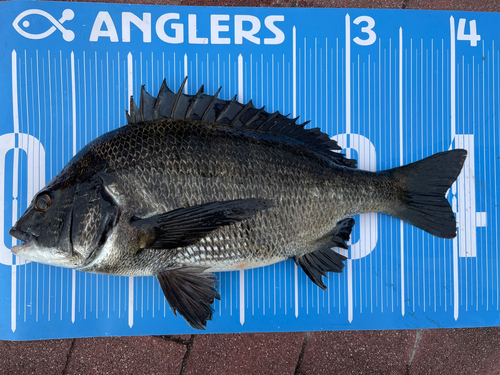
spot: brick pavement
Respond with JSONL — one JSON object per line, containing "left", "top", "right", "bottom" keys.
{"left": 2, "top": 0, "right": 500, "bottom": 374}
{"left": 2, "top": 328, "right": 500, "bottom": 374}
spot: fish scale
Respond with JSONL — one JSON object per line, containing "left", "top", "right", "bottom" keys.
{"left": 10, "top": 80, "right": 467, "bottom": 329}
{"left": 86, "top": 121, "right": 336, "bottom": 268}
{"left": 96, "top": 123, "right": 366, "bottom": 272}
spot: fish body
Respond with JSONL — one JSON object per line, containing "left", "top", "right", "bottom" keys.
{"left": 10, "top": 79, "right": 467, "bottom": 329}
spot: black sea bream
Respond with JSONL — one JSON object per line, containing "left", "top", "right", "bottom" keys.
{"left": 10, "top": 79, "right": 467, "bottom": 329}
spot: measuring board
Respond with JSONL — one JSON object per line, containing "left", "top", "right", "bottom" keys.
{"left": 0, "top": 1, "right": 498, "bottom": 340}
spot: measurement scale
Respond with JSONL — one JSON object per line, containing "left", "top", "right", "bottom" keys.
{"left": 0, "top": 1, "right": 498, "bottom": 339}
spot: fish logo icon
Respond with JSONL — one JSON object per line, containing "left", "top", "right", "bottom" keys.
{"left": 12, "top": 9, "right": 75, "bottom": 41}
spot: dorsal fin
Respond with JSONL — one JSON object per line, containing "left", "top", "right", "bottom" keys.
{"left": 126, "top": 79, "right": 357, "bottom": 168}
{"left": 140, "top": 86, "right": 156, "bottom": 122}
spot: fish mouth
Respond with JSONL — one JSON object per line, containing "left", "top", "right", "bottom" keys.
{"left": 9, "top": 228, "right": 35, "bottom": 254}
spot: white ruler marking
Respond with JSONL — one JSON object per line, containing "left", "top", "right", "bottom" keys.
{"left": 127, "top": 53, "right": 133, "bottom": 106}
{"left": 238, "top": 53, "right": 245, "bottom": 325}
{"left": 70, "top": 51, "right": 77, "bottom": 323}
{"left": 94, "top": 51, "right": 98, "bottom": 141}
{"left": 10, "top": 49, "right": 19, "bottom": 332}
{"left": 292, "top": 26, "right": 299, "bottom": 318}
{"left": 239, "top": 270, "right": 245, "bottom": 325}
{"left": 294, "top": 264, "right": 298, "bottom": 317}
{"left": 399, "top": 27, "right": 405, "bottom": 317}
{"left": 450, "top": 16, "right": 459, "bottom": 321}
{"left": 128, "top": 277, "right": 134, "bottom": 328}
{"left": 345, "top": 14, "right": 351, "bottom": 135}
{"left": 345, "top": 14, "right": 353, "bottom": 323}
{"left": 238, "top": 54, "right": 243, "bottom": 103}
{"left": 292, "top": 26, "right": 297, "bottom": 118}
{"left": 127, "top": 53, "right": 134, "bottom": 327}
{"left": 348, "top": 260, "right": 353, "bottom": 323}
{"left": 482, "top": 41, "right": 487, "bottom": 310}
{"left": 184, "top": 54, "right": 188, "bottom": 93}
{"left": 11, "top": 50, "right": 19, "bottom": 134}
{"left": 450, "top": 16, "right": 456, "bottom": 140}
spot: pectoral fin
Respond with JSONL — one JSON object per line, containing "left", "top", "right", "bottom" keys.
{"left": 294, "top": 218, "right": 354, "bottom": 290}
{"left": 131, "top": 198, "right": 273, "bottom": 250}
{"left": 157, "top": 267, "right": 220, "bottom": 330}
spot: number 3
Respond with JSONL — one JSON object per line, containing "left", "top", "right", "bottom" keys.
{"left": 353, "top": 16, "right": 376, "bottom": 46}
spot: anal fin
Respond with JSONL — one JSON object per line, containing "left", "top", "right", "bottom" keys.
{"left": 157, "top": 267, "right": 220, "bottom": 330}
{"left": 294, "top": 218, "right": 355, "bottom": 290}
{"left": 327, "top": 218, "right": 355, "bottom": 250}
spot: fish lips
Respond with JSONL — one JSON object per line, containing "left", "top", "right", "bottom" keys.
{"left": 9, "top": 227, "right": 35, "bottom": 254}
{"left": 9, "top": 227, "right": 73, "bottom": 266}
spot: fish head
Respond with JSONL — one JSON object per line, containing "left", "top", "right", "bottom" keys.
{"left": 9, "top": 184, "right": 80, "bottom": 267}
{"left": 9, "top": 173, "right": 120, "bottom": 269}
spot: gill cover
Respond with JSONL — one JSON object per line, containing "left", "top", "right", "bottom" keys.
{"left": 70, "top": 174, "right": 120, "bottom": 263}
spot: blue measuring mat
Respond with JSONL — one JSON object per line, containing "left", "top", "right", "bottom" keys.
{"left": 0, "top": 1, "right": 499, "bottom": 340}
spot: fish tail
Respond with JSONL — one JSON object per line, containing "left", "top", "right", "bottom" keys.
{"left": 388, "top": 149, "right": 467, "bottom": 239}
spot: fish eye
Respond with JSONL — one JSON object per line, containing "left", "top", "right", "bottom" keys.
{"left": 35, "top": 193, "right": 52, "bottom": 211}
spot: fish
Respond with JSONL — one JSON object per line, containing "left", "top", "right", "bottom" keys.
{"left": 9, "top": 78, "right": 467, "bottom": 329}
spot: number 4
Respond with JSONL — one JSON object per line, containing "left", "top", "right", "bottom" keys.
{"left": 457, "top": 18, "right": 481, "bottom": 47}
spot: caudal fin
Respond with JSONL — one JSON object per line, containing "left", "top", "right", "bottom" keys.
{"left": 389, "top": 149, "right": 467, "bottom": 239}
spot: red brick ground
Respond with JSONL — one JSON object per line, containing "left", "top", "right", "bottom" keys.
{"left": 3, "top": 328, "right": 500, "bottom": 374}
{"left": 0, "top": 339, "right": 72, "bottom": 375}
{"left": 299, "top": 330, "right": 417, "bottom": 374}
{"left": 405, "top": 0, "right": 500, "bottom": 11}
{"left": 4, "top": 0, "right": 500, "bottom": 374}
{"left": 184, "top": 333, "right": 304, "bottom": 374}
{"left": 66, "top": 336, "right": 187, "bottom": 374}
